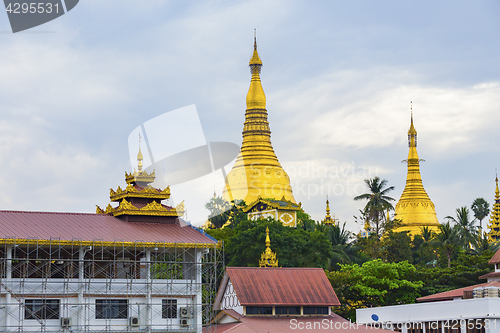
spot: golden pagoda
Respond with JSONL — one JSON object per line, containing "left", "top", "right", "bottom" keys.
{"left": 487, "top": 176, "right": 500, "bottom": 241}
{"left": 323, "top": 197, "right": 336, "bottom": 225}
{"left": 259, "top": 227, "right": 278, "bottom": 267}
{"left": 222, "top": 36, "right": 296, "bottom": 205}
{"left": 96, "top": 146, "right": 185, "bottom": 222}
{"left": 394, "top": 107, "right": 440, "bottom": 235}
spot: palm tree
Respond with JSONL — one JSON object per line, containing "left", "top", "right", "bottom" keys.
{"left": 354, "top": 177, "right": 395, "bottom": 236}
{"left": 473, "top": 231, "right": 500, "bottom": 255}
{"left": 205, "top": 196, "right": 231, "bottom": 228}
{"left": 420, "top": 226, "right": 435, "bottom": 242}
{"left": 432, "top": 222, "right": 460, "bottom": 267}
{"left": 446, "top": 207, "right": 478, "bottom": 250}
{"left": 418, "top": 226, "right": 436, "bottom": 265}
{"left": 471, "top": 198, "right": 490, "bottom": 231}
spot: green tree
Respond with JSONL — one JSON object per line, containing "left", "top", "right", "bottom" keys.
{"left": 354, "top": 177, "right": 396, "bottom": 237}
{"left": 471, "top": 198, "right": 490, "bottom": 231}
{"left": 411, "top": 226, "right": 437, "bottom": 266}
{"left": 416, "top": 251, "right": 494, "bottom": 297}
{"left": 327, "top": 259, "right": 423, "bottom": 321}
{"left": 432, "top": 222, "right": 460, "bottom": 268}
{"left": 446, "top": 207, "right": 478, "bottom": 250}
{"left": 381, "top": 231, "right": 412, "bottom": 263}
{"left": 205, "top": 196, "right": 231, "bottom": 228}
{"left": 225, "top": 218, "right": 333, "bottom": 268}
{"left": 324, "top": 223, "right": 368, "bottom": 269}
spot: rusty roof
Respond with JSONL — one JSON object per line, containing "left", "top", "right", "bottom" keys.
{"left": 490, "top": 248, "right": 500, "bottom": 264}
{"left": 417, "top": 281, "right": 500, "bottom": 303}
{"left": 0, "top": 210, "right": 216, "bottom": 246}
{"left": 206, "top": 310, "right": 391, "bottom": 333}
{"left": 479, "top": 271, "right": 500, "bottom": 280}
{"left": 215, "top": 267, "right": 340, "bottom": 307}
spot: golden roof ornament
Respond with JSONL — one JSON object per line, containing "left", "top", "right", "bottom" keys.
{"left": 394, "top": 103, "right": 440, "bottom": 235}
{"left": 259, "top": 227, "right": 278, "bottom": 267}
{"left": 323, "top": 196, "right": 335, "bottom": 225}
{"left": 96, "top": 142, "right": 183, "bottom": 220}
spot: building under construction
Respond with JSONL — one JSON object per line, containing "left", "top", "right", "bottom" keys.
{"left": 0, "top": 150, "right": 222, "bottom": 333}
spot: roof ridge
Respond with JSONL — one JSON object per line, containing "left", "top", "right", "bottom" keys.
{"left": 0, "top": 210, "right": 103, "bottom": 216}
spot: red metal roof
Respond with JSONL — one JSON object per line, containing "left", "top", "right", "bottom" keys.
{"left": 479, "top": 271, "right": 500, "bottom": 280}
{"left": 218, "top": 267, "right": 340, "bottom": 307}
{"left": 206, "top": 310, "right": 391, "bottom": 332}
{"left": 417, "top": 281, "right": 500, "bottom": 303}
{"left": 490, "top": 248, "right": 500, "bottom": 264}
{"left": 0, "top": 210, "right": 215, "bottom": 245}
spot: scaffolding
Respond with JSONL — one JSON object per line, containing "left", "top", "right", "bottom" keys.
{"left": 0, "top": 238, "right": 224, "bottom": 333}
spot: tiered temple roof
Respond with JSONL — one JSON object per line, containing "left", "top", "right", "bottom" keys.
{"left": 96, "top": 147, "right": 184, "bottom": 222}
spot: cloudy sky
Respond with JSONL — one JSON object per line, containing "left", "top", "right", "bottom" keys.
{"left": 0, "top": 0, "right": 499, "bottom": 232}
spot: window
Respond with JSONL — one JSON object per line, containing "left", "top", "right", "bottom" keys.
{"left": 246, "top": 307, "right": 272, "bottom": 315}
{"left": 162, "top": 300, "right": 177, "bottom": 318}
{"left": 25, "top": 299, "right": 60, "bottom": 320}
{"left": 303, "top": 307, "right": 328, "bottom": 315}
{"left": 275, "top": 307, "right": 300, "bottom": 315}
{"left": 95, "top": 300, "right": 128, "bottom": 319}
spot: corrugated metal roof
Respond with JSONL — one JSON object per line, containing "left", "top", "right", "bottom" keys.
{"left": 490, "top": 248, "right": 500, "bottom": 264}
{"left": 479, "top": 271, "right": 500, "bottom": 280}
{"left": 0, "top": 210, "right": 215, "bottom": 245}
{"left": 417, "top": 280, "right": 500, "bottom": 302}
{"left": 206, "top": 311, "right": 392, "bottom": 332}
{"left": 224, "top": 267, "right": 340, "bottom": 306}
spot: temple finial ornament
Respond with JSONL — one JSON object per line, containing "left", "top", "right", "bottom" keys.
{"left": 323, "top": 196, "right": 335, "bottom": 225}
{"left": 259, "top": 226, "right": 278, "bottom": 267}
{"left": 137, "top": 134, "right": 144, "bottom": 172}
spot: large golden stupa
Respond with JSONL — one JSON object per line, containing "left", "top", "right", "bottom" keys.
{"left": 394, "top": 110, "right": 440, "bottom": 235}
{"left": 222, "top": 37, "right": 296, "bottom": 204}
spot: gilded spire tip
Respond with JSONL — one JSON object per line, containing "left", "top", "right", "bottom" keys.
{"left": 254, "top": 29, "right": 257, "bottom": 50}
{"left": 137, "top": 134, "right": 144, "bottom": 171}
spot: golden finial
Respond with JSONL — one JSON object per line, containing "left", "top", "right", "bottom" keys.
{"left": 249, "top": 30, "right": 262, "bottom": 66}
{"left": 323, "top": 196, "right": 334, "bottom": 225}
{"left": 137, "top": 134, "right": 144, "bottom": 172}
{"left": 254, "top": 28, "right": 257, "bottom": 50}
{"left": 259, "top": 226, "right": 278, "bottom": 267}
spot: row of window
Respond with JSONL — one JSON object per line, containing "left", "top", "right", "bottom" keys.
{"left": 24, "top": 299, "right": 178, "bottom": 320}
{"left": 245, "top": 306, "right": 329, "bottom": 316}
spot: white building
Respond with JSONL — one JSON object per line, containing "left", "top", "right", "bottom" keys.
{"left": 0, "top": 156, "right": 220, "bottom": 333}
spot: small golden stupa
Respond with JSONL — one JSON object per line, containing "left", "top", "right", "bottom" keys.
{"left": 322, "top": 197, "right": 337, "bottom": 225}
{"left": 487, "top": 176, "right": 500, "bottom": 241}
{"left": 259, "top": 227, "right": 278, "bottom": 267}
{"left": 394, "top": 104, "right": 440, "bottom": 235}
{"left": 222, "top": 34, "right": 296, "bottom": 205}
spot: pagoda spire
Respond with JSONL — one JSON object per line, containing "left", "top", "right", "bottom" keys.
{"left": 222, "top": 33, "right": 296, "bottom": 205}
{"left": 487, "top": 174, "right": 500, "bottom": 241}
{"left": 323, "top": 196, "right": 335, "bottom": 225}
{"left": 394, "top": 104, "right": 440, "bottom": 235}
{"left": 259, "top": 227, "right": 278, "bottom": 267}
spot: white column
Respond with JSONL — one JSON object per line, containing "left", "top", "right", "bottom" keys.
{"left": 145, "top": 249, "right": 151, "bottom": 333}
{"left": 5, "top": 245, "right": 12, "bottom": 332}
{"left": 77, "top": 247, "right": 85, "bottom": 331}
